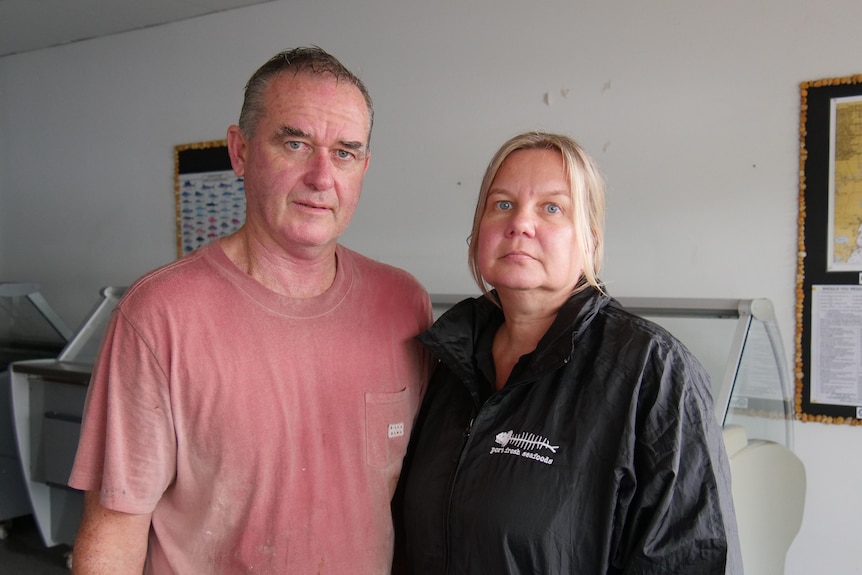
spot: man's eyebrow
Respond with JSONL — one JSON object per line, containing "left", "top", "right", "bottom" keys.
{"left": 275, "top": 125, "right": 365, "bottom": 151}
{"left": 276, "top": 125, "right": 310, "bottom": 139}
{"left": 340, "top": 140, "right": 365, "bottom": 150}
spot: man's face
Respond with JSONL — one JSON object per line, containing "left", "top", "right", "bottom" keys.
{"left": 227, "top": 72, "right": 371, "bottom": 259}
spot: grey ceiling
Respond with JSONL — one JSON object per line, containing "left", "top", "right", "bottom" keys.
{"left": 0, "top": 0, "right": 276, "bottom": 57}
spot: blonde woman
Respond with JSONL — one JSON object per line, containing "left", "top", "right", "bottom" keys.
{"left": 395, "top": 131, "right": 741, "bottom": 574}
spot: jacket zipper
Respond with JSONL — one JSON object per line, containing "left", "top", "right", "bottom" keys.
{"left": 443, "top": 413, "right": 476, "bottom": 575}
{"left": 439, "top": 372, "right": 558, "bottom": 573}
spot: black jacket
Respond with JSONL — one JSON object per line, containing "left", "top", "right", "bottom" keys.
{"left": 395, "top": 288, "right": 743, "bottom": 574}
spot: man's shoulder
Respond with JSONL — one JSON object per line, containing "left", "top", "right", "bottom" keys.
{"left": 120, "top": 245, "right": 222, "bottom": 310}
{"left": 338, "top": 245, "right": 425, "bottom": 291}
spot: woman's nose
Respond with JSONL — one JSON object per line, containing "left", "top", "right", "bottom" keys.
{"left": 505, "top": 209, "right": 536, "bottom": 237}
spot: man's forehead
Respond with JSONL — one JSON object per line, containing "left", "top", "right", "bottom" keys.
{"left": 268, "top": 72, "right": 367, "bottom": 110}
{"left": 264, "top": 74, "right": 370, "bottom": 140}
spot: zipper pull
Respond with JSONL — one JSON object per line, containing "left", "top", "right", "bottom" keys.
{"left": 464, "top": 418, "right": 474, "bottom": 438}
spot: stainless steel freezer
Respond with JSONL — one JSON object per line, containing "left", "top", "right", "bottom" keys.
{"left": 0, "top": 282, "right": 72, "bottom": 536}
{"left": 10, "top": 286, "right": 124, "bottom": 548}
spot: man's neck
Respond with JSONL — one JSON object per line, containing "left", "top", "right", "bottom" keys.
{"left": 219, "top": 230, "right": 337, "bottom": 298}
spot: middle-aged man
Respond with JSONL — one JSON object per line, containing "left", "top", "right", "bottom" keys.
{"left": 69, "top": 46, "right": 432, "bottom": 574}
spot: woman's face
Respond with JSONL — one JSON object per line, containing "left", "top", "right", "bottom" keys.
{"left": 476, "top": 148, "right": 584, "bottom": 299}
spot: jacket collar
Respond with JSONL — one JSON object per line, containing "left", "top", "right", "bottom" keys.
{"left": 418, "top": 287, "right": 613, "bottom": 387}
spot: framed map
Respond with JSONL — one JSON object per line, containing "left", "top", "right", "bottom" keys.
{"left": 796, "top": 74, "right": 862, "bottom": 425}
{"left": 174, "top": 140, "right": 245, "bottom": 258}
{"left": 826, "top": 95, "right": 862, "bottom": 271}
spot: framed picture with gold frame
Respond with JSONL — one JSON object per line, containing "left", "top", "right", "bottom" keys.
{"left": 795, "top": 74, "right": 862, "bottom": 425}
{"left": 174, "top": 140, "right": 245, "bottom": 257}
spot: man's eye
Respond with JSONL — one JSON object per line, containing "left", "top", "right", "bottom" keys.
{"left": 336, "top": 149, "right": 355, "bottom": 160}
{"left": 496, "top": 201, "right": 512, "bottom": 211}
{"left": 287, "top": 141, "right": 302, "bottom": 150}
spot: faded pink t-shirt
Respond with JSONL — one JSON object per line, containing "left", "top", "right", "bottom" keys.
{"left": 69, "top": 242, "right": 432, "bottom": 574}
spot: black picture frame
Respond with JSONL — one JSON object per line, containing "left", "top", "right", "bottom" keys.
{"left": 795, "top": 74, "right": 862, "bottom": 425}
{"left": 174, "top": 140, "right": 245, "bottom": 258}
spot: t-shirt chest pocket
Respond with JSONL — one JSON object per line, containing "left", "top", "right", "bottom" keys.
{"left": 365, "top": 387, "right": 411, "bottom": 469}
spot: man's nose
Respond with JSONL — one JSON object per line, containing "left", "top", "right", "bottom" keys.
{"left": 304, "top": 149, "right": 335, "bottom": 191}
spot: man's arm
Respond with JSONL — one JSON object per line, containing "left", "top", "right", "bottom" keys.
{"left": 71, "top": 490, "right": 152, "bottom": 575}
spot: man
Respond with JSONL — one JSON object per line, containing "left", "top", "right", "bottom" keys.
{"left": 69, "top": 47, "right": 432, "bottom": 574}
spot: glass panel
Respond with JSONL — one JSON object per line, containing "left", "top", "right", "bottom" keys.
{"left": 0, "top": 295, "right": 67, "bottom": 346}
{"left": 724, "top": 319, "right": 794, "bottom": 446}
{"left": 637, "top": 314, "right": 739, "bottom": 402}
{"left": 58, "top": 287, "right": 126, "bottom": 364}
{"left": 0, "top": 287, "right": 70, "bottom": 369}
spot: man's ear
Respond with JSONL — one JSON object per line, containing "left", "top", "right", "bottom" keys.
{"left": 226, "top": 125, "right": 247, "bottom": 177}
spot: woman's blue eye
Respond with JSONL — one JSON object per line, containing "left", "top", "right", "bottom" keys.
{"left": 497, "top": 201, "right": 512, "bottom": 210}
{"left": 546, "top": 204, "right": 560, "bottom": 214}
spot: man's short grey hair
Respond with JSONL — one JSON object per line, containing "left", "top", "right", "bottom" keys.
{"left": 238, "top": 46, "right": 374, "bottom": 148}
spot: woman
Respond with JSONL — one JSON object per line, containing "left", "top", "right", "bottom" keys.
{"left": 395, "top": 132, "right": 742, "bottom": 574}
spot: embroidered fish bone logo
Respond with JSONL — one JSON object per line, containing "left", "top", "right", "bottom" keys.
{"left": 494, "top": 430, "right": 559, "bottom": 454}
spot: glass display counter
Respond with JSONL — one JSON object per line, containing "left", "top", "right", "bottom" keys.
{"left": 1, "top": 283, "right": 73, "bottom": 531}
{"left": 615, "top": 297, "right": 794, "bottom": 449}
{"left": 614, "top": 297, "right": 807, "bottom": 574}
{"left": 10, "top": 286, "right": 125, "bottom": 548}
{"left": 430, "top": 294, "right": 795, "bottom": 448}
{"left": 431, "top": 294, "right": 805, "bottom": 572}
{"left": 0, "top": 282, "right": 73, "bottom": 370}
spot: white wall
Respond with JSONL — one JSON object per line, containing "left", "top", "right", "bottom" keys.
{"left": 1, "top": 0, "right": 859, "bottom": 571}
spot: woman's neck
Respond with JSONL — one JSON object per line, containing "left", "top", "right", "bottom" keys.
{"left": 491, "top": 299, "right": 560, "bottom": 391}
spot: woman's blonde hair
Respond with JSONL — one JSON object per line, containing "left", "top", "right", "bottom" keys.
{"left": 467, "top": 131, "right": 606, "bottom": 300}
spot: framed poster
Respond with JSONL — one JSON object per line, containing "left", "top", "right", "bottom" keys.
{"left": 795, "top": 74, "right": 862, "bottom": 425}
{"left": 174, "top": 140, "right": 245, "bottom": 257}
